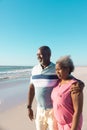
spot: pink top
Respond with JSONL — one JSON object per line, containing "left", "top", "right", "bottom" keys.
{"left": 51, "top": 79, "right": 83, "bottom": 130}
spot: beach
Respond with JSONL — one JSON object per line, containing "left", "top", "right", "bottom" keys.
{"left": 0, "top": 66, "right": 87, "bottom": 130}
{"left": 0, "top": 78, "right": 36, "bottom": 130}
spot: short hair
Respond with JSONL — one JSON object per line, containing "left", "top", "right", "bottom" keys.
{"left": 56, "top": 55, "right": 74, "bottom": 74}
{"left": 39, "top": 46, "right": 51, "bottom": 56}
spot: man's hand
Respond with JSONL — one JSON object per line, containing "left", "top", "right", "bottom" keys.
{"left": 28, "top": 108, "right": 34, "bottom": 120}
{"left": 71, "top": 81, "right": 85, "bottom": 94}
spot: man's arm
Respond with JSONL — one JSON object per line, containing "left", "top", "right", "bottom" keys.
{"left": 27, "top": 83, "right": 35, "bottom": 120}
{"left": 70, "top": 79, "right": 85, "bottom": 94}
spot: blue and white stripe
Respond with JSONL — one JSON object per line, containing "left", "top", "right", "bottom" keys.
{"left": 30, "top": 62, "right": 58, "bottom": 109}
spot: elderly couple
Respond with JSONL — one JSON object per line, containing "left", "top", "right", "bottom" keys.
{"left": 27, "top": 46, "right": 84, "bottom": 130}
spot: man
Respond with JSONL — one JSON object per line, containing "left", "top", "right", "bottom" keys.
{"left": 27, "top": 46, "right": 84, "bottom": 130}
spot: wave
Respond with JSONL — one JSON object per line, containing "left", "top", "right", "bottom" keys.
{"left": 0, "top": 66, "right": 32, "bottom": 81}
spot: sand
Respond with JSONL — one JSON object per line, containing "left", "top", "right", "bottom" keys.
{"left": 0, "top": 103, "right": 36, "bottom": 130}
{"left": 0, "top": 66, "right": 87, "bottom": 130}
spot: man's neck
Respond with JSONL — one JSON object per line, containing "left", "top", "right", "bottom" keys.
{"left": 41, "top": 62, "right": 51, "bottom": 69}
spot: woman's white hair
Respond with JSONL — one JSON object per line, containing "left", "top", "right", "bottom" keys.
{"left": 56, "top": 55, "right": 74, "bottom": 74}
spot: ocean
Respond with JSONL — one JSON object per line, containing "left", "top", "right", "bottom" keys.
{"left": 0, "top": 66, "right": 33, "bottom": 81}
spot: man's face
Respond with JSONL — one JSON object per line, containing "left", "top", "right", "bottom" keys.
{"left": 37, "top": 49, "right": 49, "bottom": 66}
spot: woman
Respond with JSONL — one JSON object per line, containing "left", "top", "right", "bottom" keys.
{"left": 51, "top": 56, "right": 83, "bottom": 130}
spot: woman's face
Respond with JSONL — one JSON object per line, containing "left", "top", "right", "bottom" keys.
{"left": 55, "top": 64, "right": 70, "bottom": 79}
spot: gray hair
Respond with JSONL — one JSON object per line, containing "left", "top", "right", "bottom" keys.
{"left": 56, "top": 55, "right": 74, "bottom": 74}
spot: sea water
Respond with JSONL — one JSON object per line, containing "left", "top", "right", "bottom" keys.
{"left": 0, "top": 65, "right": 33, "bottom": 81}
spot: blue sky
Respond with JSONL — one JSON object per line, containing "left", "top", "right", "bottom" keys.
{"left": 0, "top": 0, "right": 87, "bottom": 66}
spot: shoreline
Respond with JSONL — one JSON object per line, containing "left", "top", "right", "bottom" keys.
{"left": 0, "top": 78, "right": 29, "bottom": 112}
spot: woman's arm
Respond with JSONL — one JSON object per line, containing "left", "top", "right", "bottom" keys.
{"left": 71, "top": 83, "right": 83, "bottom": 130}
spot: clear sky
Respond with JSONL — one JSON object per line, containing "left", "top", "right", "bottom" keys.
{"left": 0, "top": 0, "right": 87, "bottom": 66}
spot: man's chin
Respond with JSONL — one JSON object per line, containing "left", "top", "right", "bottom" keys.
{"left": 40, "top": 63, "right": 43, "bottom": 66}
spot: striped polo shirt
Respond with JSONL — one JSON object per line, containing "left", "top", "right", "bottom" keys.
{"left": 30, "top": 62, "right": 58, "bottom": 109}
